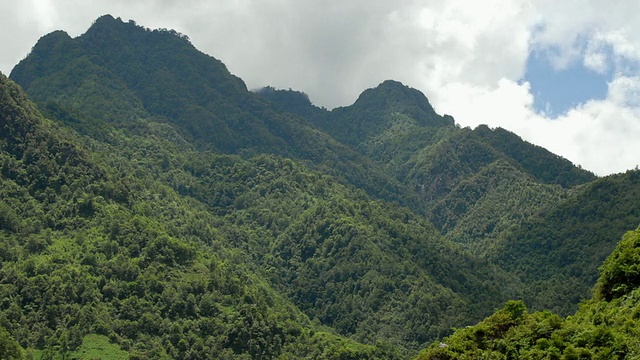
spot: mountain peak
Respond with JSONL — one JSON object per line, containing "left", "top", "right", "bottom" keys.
{"left": 86, "top": 14, "right": 143, "bottom": 33}
{"left": 92, "top": 14, "right": 118, "bottom": 25}
{"left": 353, "top": 80, "right": 436, "bottom": 115}
{"left": 345, "top": 80, "right": 454, "bottom": 132}
{"left": 256, "top": 86, "right": 313, "bottom": 108}
{"left": 9, "top": 30, "right": 75, "bottom": 90}
{"left": 303, "top": 80, "right": 454, "bottom": 149}
{"left": 81, "top": 14, "right": 147, "bottom": 46}
{"left": 83, "top": 14, "right": 128, "bottom": 37}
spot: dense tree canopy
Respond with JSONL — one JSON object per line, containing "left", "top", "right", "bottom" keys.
{"left": 2, "top": 15, "right": 639, "bottom": 359}
{"left": 417, "top": 227, "right": 640, "bottom": 359}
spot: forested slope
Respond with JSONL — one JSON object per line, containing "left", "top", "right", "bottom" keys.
{"left": 10, "top": 14, "right": 418, "bottom": 211}
{"left": 258, "top": 78, "right": 640, "bottom": 317}
{"left": 3, "top": 13, "right": 640, "bottom": 359}
{"left": 0, "top": 73, "right": 404, "bottom": 359}
{"left": 160, "top": 153, "right": 519, "bottom": 348}
{"left": 3, "top": 68, "right": 524, "bottom": 357}
{"left": 492, "top": 169, "right": 640, "bottom": 314}
{"left": 417, "top": 226, "right": 640, "bottom": 359}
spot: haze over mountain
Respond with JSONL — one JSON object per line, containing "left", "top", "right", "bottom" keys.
{"left": 1, "top": 15, "right": 640, "bottom": 359}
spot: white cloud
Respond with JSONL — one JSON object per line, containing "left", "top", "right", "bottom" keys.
{"left": 583, "top": 45, "right": 609, "bottom": 74}
{"left": 435, "top": 73, "right": 640, "bottom": 175}
{"left": 380, "top": 0, "right": 640, "bottom": 175}
{"left": 552, "top": 75, "right": 640, "bottom": 173}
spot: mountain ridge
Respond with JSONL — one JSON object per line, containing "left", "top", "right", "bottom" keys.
{"left": 3, "top": 14, "right": 640, "bottom": 359}
{"left": 11, "top": 15, "right": 425, "bottom": 211}
{"left": 0, "top": 72, "right": 406, "bottom": 359}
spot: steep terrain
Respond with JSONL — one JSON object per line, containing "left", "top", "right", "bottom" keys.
{"left": 493, "top": 170, "right": 640, "bottom": 314}
{"left": 1, "top": 72, "right": 408, "bottom": 359}
{"left": 260, "top": 80, "right": 640, "bottom": 316}
{"left": 10, "top": 14, "right": 418, "bottom": 211}
{"left": 417, "top": 226, "right": 640, "bottom": 359}
{"left": 2, "top": 34, "right": 515, "bottom": 358}
{"left": 1, "top": 66, "right": 518, "bottom": 355}
{"left": 3, "top": 14, "right": 640, "bottom": 359}
{"left": 258, "top": 81, "right": 456, "bottom": 180}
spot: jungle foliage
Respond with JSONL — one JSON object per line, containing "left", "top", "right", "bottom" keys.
{"left": 417, "top": 227, "right": 640, "bottom": 359}
{"left": 2, "top": 14, "right": 640, "bottom": 359}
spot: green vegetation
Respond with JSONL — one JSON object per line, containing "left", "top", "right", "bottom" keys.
{"left": 11, "top": 15, "right": 418, "bottom": 211}
{"left": 68, "top": 334, "right": 130, "bottom": 360}
{"left": 0, "top": 73, "right": 400, "bottom": 358}
{"left": 493, "top": 170, "right": 640, "bottom": 315}
{"left": 416, "top": 227, "right": 640, "bottom": 359}
{"left": 0, "top": 325, "right": 25, "bottom": 359}
{"left": 2, "top": 14, "right": 640, "bottom": 359}
{"left": 260, "top": 70, "right": 633, "bottom": 318}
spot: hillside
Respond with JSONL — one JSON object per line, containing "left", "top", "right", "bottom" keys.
{"left": 257, "top": 78, "right": 640, "bottom": 317}
{"left": 10, "top": 14, "right": 419, "bottom": 211}
{"left": 2, "top": 50, "right": 514, "bottom": 359}
{"left": 416, "top": 226, "right": 640, "bottom": 359}
{"left": 492, "top": 170, "right": 640, "bottom": 314}
{"left": 3, "top": 14, "right": 640, "bottom": 359}
{"left": 1, "top": 72, "right": 407, "bottom": 359}
{"left": 1, "top": 64, "right": 519, "bottom": 355}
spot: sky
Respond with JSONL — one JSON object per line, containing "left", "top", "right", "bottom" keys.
{"left": 1, "top": 1, "right": 640, "bottom": 175}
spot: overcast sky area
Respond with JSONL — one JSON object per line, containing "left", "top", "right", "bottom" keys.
{"left": 1, "top": 1, "right": 640, "bottom": 175}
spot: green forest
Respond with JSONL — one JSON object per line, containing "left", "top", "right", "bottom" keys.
{"left": 1, "top": 14, "right": 639, "bottom": 359}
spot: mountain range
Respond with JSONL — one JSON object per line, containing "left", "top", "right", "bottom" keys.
{"left": 1, "top": 14, "right": 639, "bottom": 359}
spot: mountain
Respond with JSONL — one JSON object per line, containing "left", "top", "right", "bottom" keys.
{"left": 306, "top": 79, "right": 453, "bottom": 148}
{"left": 1, "top": 63, "right": 517, "bottom": 357}
{"left": 258, "top": 80, "right": 456, "bottom": 181}
{"left": 0, "top": 73, "right": 404, "bottom": 359}
{"left": 416, "top": 226, "right": 640, "bottom": 359}
{"left": 259, "top": 76, "right": 627, "bottom": 318}
{"left": 492, "top": 170, "right": 640, "bottom": 314}
{"left": 4, "top": 14, "right": 640, "bottom": 359}
{"left": 258, "top": 76, "right": 640, "bottom": 317}
{"left": 4, "top": 17, "right": 515, "bottom": 356}
{"left": 10, "top": 14, "right": 419, "bottom": 211}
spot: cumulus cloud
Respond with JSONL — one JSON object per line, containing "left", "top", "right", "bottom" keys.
{"left": 1, "top": 0, "right": 640, "bottom": 174}
{"left": 583, "top": 42, "right": 609, "bottom": 74}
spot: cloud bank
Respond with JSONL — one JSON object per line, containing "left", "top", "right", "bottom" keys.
{"left": 2, "top": 0, "right": 640, "bottom": 174}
